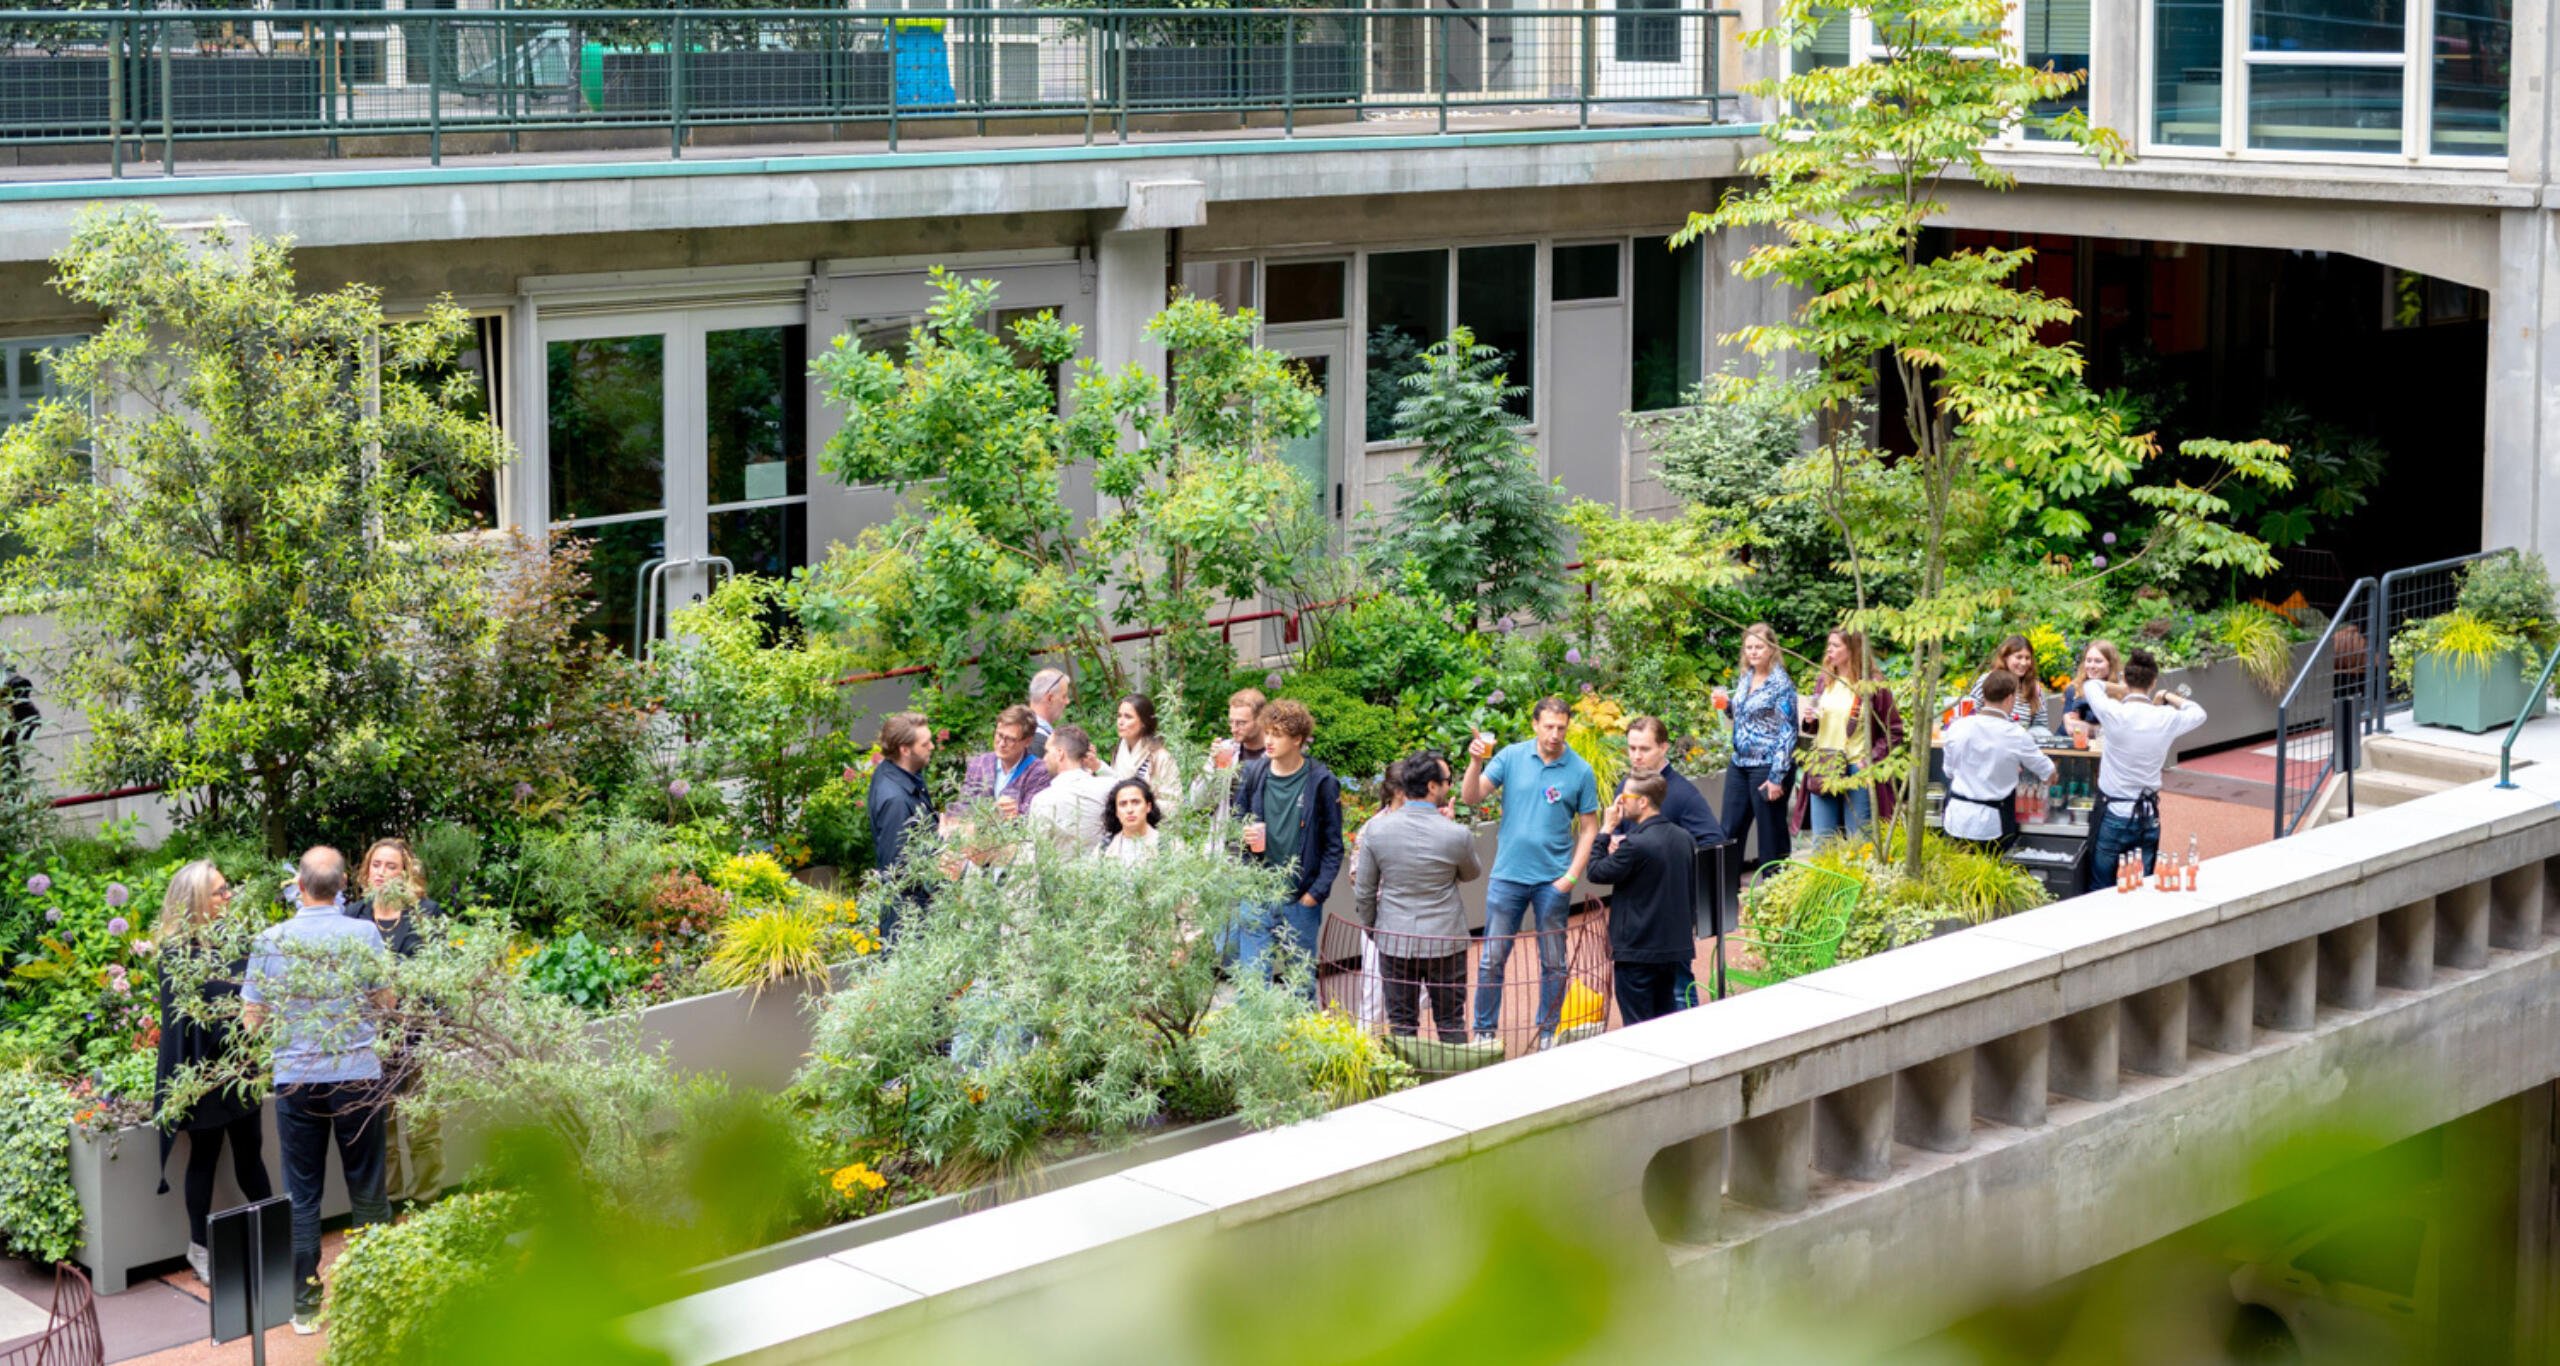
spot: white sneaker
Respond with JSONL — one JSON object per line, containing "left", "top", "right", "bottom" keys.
{"left": 1533, "top": 1034, "right": 1557, "bottom": 1052}
{"left": 292, "top": 1314, "right": 320, "bottom": 1336}
{"left": 185, "top": 1243, "right": 208, "bottom": 1283}
{"left": 1472, "top": 1032, "right": 1498, "bottom": 1047}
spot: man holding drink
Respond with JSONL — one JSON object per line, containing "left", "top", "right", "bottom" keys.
{"left": 960, "top": 705, "right": 1051, "bottom": 817}
{"left": 1224, "top": 699, "right": 1345, "bottom": 994}
{"left": 1461, "top": 696, "right": 1601, "bottom": 1050}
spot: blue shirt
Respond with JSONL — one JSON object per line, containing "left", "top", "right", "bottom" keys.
{"left": 1483, "top": 740, "right": 1601, "bottom": 885}
{"left": 243, "top": 904, "right": 387, "bottom": 1085}
{"left": 1729, "top": 667, "right": 1800, "bottom": 784}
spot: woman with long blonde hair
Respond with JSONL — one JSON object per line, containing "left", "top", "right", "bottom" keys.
{"left": 348, "top": 838, "right": 434, "bottom": 957}
{"left": 152, "top": 860, "right": 271, "bottom": 1282}
{"left": 2061, "top": 639, "right": 2122, "bottom": 738}
{"left": 1714, "top": 621, "right": 1799, "bottom": 869}
{"left": 1794, "top": 627, "right": 1903, "bottom": 842}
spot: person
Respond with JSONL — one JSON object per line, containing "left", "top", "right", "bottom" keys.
{"left": 1027, "top": 667, "right": 1073, "bottom": 744}
{"left": 0, "top": 660, "right": 35, "bottom": 779}
{"left": 1587, "top": 774, "right": 1698, "bottom": 1027}
{"left": 1718, "top": 622, "right": 1800, "bottom": 870}
{"left": 1101, "top": 777, "right": 1164, "bottom": 865}
{"left": 1353, "top": 751, "right": 1482, "bottom": 1043}
{"left": 1028, "top": 725, "right": 1115, "bottom": 853}
{"left": 241, "top": 847, "right": 392, "bottom": 1334}
{"left": 1940, "top": 670, "right": 2054, "bottom": 851}
{"left": 961, "top": 704, "right": 1052, "bottom": 816}
{"left": 1110, "top": 693, "right": 1178, "bottom": 801}
{"left": 1794, "top": 629, "right": 1904, "bottom": 843}
{"left": 346, "top": 838, "right": 435, "bottom": 958}
{"left": 1225, "top": 699, "right": 1344, "bottom": 991}
{"left": 1462, "top": 695, "right": 1600, "bottom": 1049}
{"left": 153, "top": 860, "right": 271, "bottom": 1285}
{"left": 866, "top": 712, "right": 937, "bottom": 937}
{"left": 1606, "top": 715, "right": 1724, "bottom": 1010}
{"left": 1965, "top": 634, "right": 2044, "bottom": 725}
{"left": 2060, "top": 639, "right": 2123, "bottom": 738}
{"left": 1190, "top": 687, "right": 1269, "bottom": 808}
{"left": 2080, "top": 648, "right": 2209, "bottom": 892}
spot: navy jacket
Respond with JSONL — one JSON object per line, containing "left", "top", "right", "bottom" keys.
{"left": 1588, "top": 814, "right": 1699, "bottom": 965}
{"left": 1228, "top": 755, "right": 1345, "bottom": 903}
{"left": 867, "top": 758, "right": 936, "bottom": 875}
{"left": 1605, "top": 765, "right": 1723, "bottom": 850}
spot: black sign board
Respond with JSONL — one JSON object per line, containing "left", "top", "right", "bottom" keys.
{"left": 208, "top": 1195, "right": 294, "bottom": 1362}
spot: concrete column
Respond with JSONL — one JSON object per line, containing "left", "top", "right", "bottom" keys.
{"left": 1091, "top": 226, "right": 1170, "bottom": 383}
{"left": 1640, "top": 1130, "right": 1727, "bottom": 1243}
{"left": 2050, "top": 1003, "right": 2120, "bottom": 1102}
{"left": 2482, "top": 208, "right": 2560, "bottom": 568}
{"left": 2189, "top": 959, "right": 2255, "bottom": 1055}
{"left": 1814, "top": 1078, "right": 1895, "bottom": 1183}
{"left": 2253, "top": 937, "right": 2318, "bottom": 1033}
{"left": 2492, "top": 864, "right": 2545, "bottom": 950}
{"left": 2438, "top": 880, "right": 2493, "bottom": 970}
{"left": 1895, "top": 1053, "right": 1974, "bottom": 1153}
{"left": 2121, "top": 979, "right": 2189, "bottom": 1077}
{"left": 1973, "top": 1027, "right": 2049, "bottom": 1129}
{"left": 2316, "top": 917, "right": 2379, "bottom": 1011}
{"left": 1727, "top": 1102, "right": 1813, "bottom": 1214}
{"left": 2379, "top": 896, "right": 2437, "bottom": 989}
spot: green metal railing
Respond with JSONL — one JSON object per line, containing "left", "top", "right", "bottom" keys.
{"left": 2494, "top": 645, "right": 2560, "bottom": 790}
{"left": 0, "top": 6, "right": 1743, "bottom": 174}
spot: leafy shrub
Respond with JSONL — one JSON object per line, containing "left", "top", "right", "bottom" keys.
{"left": 799, "top": 769, "right": 874, "bottom": 872}
{"left": 505, "top": 817, "right": 682, "bottom": 932}
{"left": 702, "top": 901, "right": 858, "bottom": 993}
{"left": 1272, "top": 673, "right": 1402, "bottom": 790}
{"left": 710, "top": 852, "right": 798, "bottom": 912}
{"left": 1745, "top": 832, "right": 2046, "bottom": 965}
{"left": 411, "top": 822, "right": 483, "bottom": 904}
{"left": 1274, "top": 1009, "right": 1414, "bottom": 1111}
{"left": 2455, "top": 552, "right": 2557, "bottom": 644}
{"left": 659, "top": 575, "right": 865, "bottom": 847}
{"left": 0, "top": 1068, "right": 80, "bottom": 1263}
{"left": 1309, "top": 562, "right": 1486, "bottom": 706}
{"left": 521, "top": 930, "right": 639, "bottom": 1012}
{"left": 323, "top": 1192, "right": 524, "bottom": 1365}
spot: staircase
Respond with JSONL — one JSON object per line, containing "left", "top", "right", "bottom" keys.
{"left": 2304, "top": 733, "right": 2505, "bottom": 827}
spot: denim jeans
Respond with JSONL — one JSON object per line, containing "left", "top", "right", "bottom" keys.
{"left": 276, "top": 1081, "right": 391, "bottom": 1315}
{"left": 1804, "top": 763, "right": 1872, "bottom": 844}
{"left": 2086, "top": 805, "right": 2160, "bottom": 895}
{"left": 1472, "top": 878, "right": 1571, "bottom": 1037}
{"left": 1225, "top": 898, "right": 1310, "bottom": 991}
{"left": 1279, "top": 897, "right": 1324, "bottom": 1000}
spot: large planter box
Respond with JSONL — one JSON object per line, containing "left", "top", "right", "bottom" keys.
{"left": 0, "top": 55, "right": 113, "bottom": 136}
{"left": 2410, "top": 649, "right": 2546, "bottom": 734}
{"left": 133, "top": 54, "right": 322, "bottom": 130}
{"left": 2151, "top": 639, "right": 2314, "bottom": 758}
{"left": 71, "top": 1108, "right": 350, "bottom": 1295}
{"left": 599, "top": 48, "right": 834, "bottom": 117}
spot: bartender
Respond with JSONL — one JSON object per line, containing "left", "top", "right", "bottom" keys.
{"left": 2078, "top": 648, "right": 2207, "bottom": 892}
{"left": 1940, "top": 670, "right": 2054, "bottom": 851}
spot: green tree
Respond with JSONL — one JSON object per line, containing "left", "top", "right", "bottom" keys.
{"left": 1679, "top": 0, "right": 2290, "bottom": 874}
{"left": 658, "top": 574, "right": 863, "bottom": 845}
{"left": 1364, "top": 327, "right": 1568, "bottom": 628}
{"left": 0, "top": 209, "right": 507, "bottom": 853}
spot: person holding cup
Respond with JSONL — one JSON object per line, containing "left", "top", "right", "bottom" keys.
{"left": 1222, "top": 699, "right": 1344, "bottom": 995}
{"left": 1461, "top": 695, "right": 1601, "bottom": 1051}
{"left": 961, "top": 704, "right": 1052, "bottom": 817}
{"left": 2060, "top": 639, "right": 2121, "bottom": 745}
{"left": 1718, "top": 622, "right": 1800, "bottom": 871}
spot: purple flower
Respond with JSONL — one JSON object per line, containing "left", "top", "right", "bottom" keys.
{"left": 104, "top": 883, "right": 128, "bottom": 908}
{"left": 26, "top": 874, "right": 49, "bottom": 896}
{"left": 2091, "top": 555, "right": 2109, "bottom": 569}
{"left": 44, "top": 908, "right": 60, "bottom": 924}
{"left": 106, "top": 916, "right": 129, "bottom": 936}
{"left": 1264, "top": 670, "right": 1283, "bottom": 690}
{"left": 2101, "top": 531, "right": 2118, "bottom": 546}
{"left": 515, "top": 781, "right": 536, "bottom": 802}
{"left": 1580, "top": 682, "right": 1596, "bottom": 695}
{"left": 109, "top": 978, "right": 128, "bottom": 996}
{"left": 667, "top": 778, "right": 691, "bottom": 800}
{"left": 1488, "top": 689, "right": 1507, "bottom": 706}
{"left": 1565, "top": 648, "right": 1583, "bottom": 666}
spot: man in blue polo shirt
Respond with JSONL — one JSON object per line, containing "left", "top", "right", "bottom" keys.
{"left": 1461, "top": 694, "right": 1600, "bottom": 1049}
{"left": 241, "top": 846, "right": 393, "bottom": 1333}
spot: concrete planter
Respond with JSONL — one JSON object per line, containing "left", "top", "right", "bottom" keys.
{"left": 70, "top": 1109, "right": 349, "bottom": 1295}
{"left": 2410, "top": 649, "right": 2546, "bottom": 735}
{"left": 1123, "top": 42, "right": 1357, "bottom": 107}
{"left": 2152, "top": 640, "right": 2313, "bottom": 757}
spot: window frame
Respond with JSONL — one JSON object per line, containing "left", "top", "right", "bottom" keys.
{"left": 1357, "top": 239, "right": 1543, "bottom": 449}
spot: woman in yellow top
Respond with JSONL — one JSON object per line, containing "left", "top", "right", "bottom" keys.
{"left": 1794, "top": 629, "right": 1900, "bottom": 842}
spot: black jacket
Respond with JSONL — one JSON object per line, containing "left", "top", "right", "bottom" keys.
{"left": 1604, "top": 765, "right": 1723, "bottom": 850}
{"left": 154, "top": 948, "right": 259, "bottom": 1189}
{"left": 1587, "top": 815, "right": 1699, "bottom": 965}
{"left": 345, "top": 897, "right": 437, "bottom": 957}
{"left": 867, "top": 758, "right": 936, "bottom": 874}
{"left": 1228, "top": 755, "right": 1345, "bottom": 904}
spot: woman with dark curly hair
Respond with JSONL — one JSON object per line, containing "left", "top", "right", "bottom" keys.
{"left": 1102, "top": 777, "right": 1163, "bottom": 864}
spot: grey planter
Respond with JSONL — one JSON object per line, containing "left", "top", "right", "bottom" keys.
{"left": 2410, "top": 649, "right": 2546, "bottom": 734}
{"left": 2150, "top": 640, "right": 2313, "bottom": 757}
{"left": 599, "top": 49, "right": 835, "bottom": 117}
{"left": 70, "top": 1108, "right": 349, "bottom": 1295}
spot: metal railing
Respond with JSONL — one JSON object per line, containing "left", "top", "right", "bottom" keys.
{"left": 2496, "top": 644, "right": 2560, "bottom": 790}
{"left": 2370, "top": 547, "right": 2514, "bottom": 732}
{"left": 0, "top": 6, "right": 1743, "bottom": 173}
{"left": 2272, "top": 576, "right": 2373, "bottom": 839}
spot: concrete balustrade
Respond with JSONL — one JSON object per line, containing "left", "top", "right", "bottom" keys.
{"left": 633, "top": 767, "right": 2560, "bottom": 1365}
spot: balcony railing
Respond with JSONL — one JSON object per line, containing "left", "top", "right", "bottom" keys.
{"left": 0, "top": 6, "right": 1744, "bottom": 175}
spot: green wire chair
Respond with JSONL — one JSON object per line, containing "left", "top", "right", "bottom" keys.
{"left": 1723, "top": 859, "right": 1857, "bottom": 994}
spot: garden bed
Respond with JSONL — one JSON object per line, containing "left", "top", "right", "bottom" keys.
{"left": 2156, "top": 639, "right": 2315, "bottom": 758}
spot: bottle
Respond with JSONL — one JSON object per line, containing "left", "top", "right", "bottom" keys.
{"left": 2185, "top": 836, "right": 2201, "bottom": 892}
{"left": 2157, "top": 853, "right": 2176, "bottom": 892}
{"left": 2116, "top": 851, "right": 2133, "bottom": 893}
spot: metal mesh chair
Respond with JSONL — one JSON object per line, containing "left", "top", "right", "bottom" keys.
{"left": 1725, "top": 859, "right": 1858, "bottom": 993}
{"left": 0, "top": 1263, "right": 104, "bottom": 1366}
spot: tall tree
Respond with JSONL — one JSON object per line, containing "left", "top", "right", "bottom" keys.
{"left": 1681, "top": 0, "right": 2291, "bottom": 874}
{"left": 0, "top": 208, "right": 507, "bottom": 852}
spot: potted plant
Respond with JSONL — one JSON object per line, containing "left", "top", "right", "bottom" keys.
{"left": 2390, "top": 553, "right": 2559, "bottom": 734}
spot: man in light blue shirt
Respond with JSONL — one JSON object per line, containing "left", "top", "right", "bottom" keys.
{"left": 242, "top": 846, "right": 393, "bottom": 1331}
{"left": 1460, "top": 695, "right": 1600, "bottom": 1048}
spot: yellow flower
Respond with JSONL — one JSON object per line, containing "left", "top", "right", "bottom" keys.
{"left": 829, "top": 1162, "right": 887, "bottom": 1197}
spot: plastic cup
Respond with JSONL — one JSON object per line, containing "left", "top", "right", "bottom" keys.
{"left": 1245, "top": 819, "right": 1267, "bottom": 854}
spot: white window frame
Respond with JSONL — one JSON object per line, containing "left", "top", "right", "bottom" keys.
{"left": 2137, "top": 0, "right": 2511, "bottom": 167}
{"left": 1783, "top": 5, "right": 2091, "bottom": 148}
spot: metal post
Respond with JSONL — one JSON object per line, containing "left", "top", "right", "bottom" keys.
{"left": 1435, "top": 10, "right": 1447, "bottom": 133}
{"left": 887, "top": 22, "right": 900, "bottom": 152}
{"left": 1579, "top": 10, "right": 1594, "bottom": 128}
{"left": 158, "top": 17, "right": 172, "bottom": 175}
{"left": 1282, "top": 17, "right": 1295, "bottom": 136}
{"left": 1115, "top": 15, "right": 1128, "bottom": 144}
{"left": 669, "top": 15, "right": 685, "bottom": 158}
{"left": 427, "top": 12, "right": 441, "bottom": 164}
{"left": 1081, "top": 21, "right": 1095, "bottom": 144}
{"left": 108, "top": 17, "right": 125, "bottom": 177}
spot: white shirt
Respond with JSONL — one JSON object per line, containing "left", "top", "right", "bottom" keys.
{"left": 1102, "top": 828, "right": 1160, "bottom": 865}
{"left": 1940, "top": 713, "right": 2056, "bottom": 841}
{"left": 1028, "top": 766, "right": 1115, "bottom": 851}
{"left": 2082, "top": 687, "right": 2210, "bottom": 813}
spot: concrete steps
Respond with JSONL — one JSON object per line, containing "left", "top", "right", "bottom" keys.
{"left": 2309, "top": 733, "right": 2507, "bottom": 827}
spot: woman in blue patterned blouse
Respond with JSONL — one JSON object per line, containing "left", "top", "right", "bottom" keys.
{"left": 1714, "top": 621, "right": 1799, "bottom": 869}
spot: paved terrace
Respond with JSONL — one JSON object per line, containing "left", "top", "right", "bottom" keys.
{"left": 630, "top": 717, "right": 2560, "bottom": 1362}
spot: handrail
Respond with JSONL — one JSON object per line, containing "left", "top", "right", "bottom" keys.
{"left": 2371, "top": 546, "right": 2514, "bottom": 733}
{"left": 2495, "top": 644, "right": 2560, "bottom": 789}
{"left": 2272, "top": 576, "right": 2372, "bottom": 840}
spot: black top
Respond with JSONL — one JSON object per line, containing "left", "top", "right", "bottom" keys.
{"left": 154, "top": 946, "right": 259, "bottom": 1187}
{"left": 867, "top": 758, "right": 936, "bottom": 874}
{"left": 344, "top": 897, "right": 438, "bottom": 957}
{"left": 1227, "top": 755, "right": 1346, "bottom": 904}
{"left": 1587, "top": 815, "right": 1700, "bottom": 965}
{"left": 1604, "top": 765, "right": 1724, "bottom": 850}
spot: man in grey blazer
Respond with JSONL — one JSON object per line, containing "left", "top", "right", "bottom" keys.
{"left": 1354, "top": 751, "right": 1483, "bottom": 1043}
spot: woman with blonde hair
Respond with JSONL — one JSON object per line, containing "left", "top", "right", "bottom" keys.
{"left": 1714, "top": 622, "right": 1799, "bottom": 869}
{"left": 347, "top": 837, "right": 435, "bottom": 957}
{"left": 1793, "top": 627, "right": 1904, "bottom": 842}
{"left": 1965, "top": 634, "right": 2043, "bottom": 725}
{"left": 2060, "top": 639, "right": 2123, "bottom": 738}
{"left": 152, "top": 860, "right": 271, "bottom": 1282}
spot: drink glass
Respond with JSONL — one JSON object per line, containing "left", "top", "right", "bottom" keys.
{"left": 1245, "top": 818, "right": 1267, "bottom": 854}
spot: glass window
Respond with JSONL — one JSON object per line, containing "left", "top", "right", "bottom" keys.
{"left": 1630, "top": 238, "right": 1702, "bottom": 412}
{"left": 557, "top": 518, "right": 666, "bottom": 656}
{"left": 0, "top": 335, "right": 78, "bottom": 566}
{"left": 408, "top": 316, "right": 504, "bottom": 527}
{"left": 2432, "top": 0, "right": 2510, "bottom": 156}
{"left": 1365, "top": 249, "right": 1447, "bottom": 441}
{"left": 2153, "top": 0, "right": 2225, "bottom": 147}
{"left": 1803, "top": 4, "right": 1853, "bottom": 68}
{"left": 1613, "top": 0, "right": 1679, "bottom": 65}
{"left": 1181, "top": 260, "right": 1256, "bottom": 315}
{"left": 2022, "top": 0, "right": 2091, "bottom": 137}
{"left": 2247, "top": 65, "right": 2403, "bottom": 152}
{"left": 1552, "top": 244, "right": 1621, "bottom": 302}
{"left": 2251, "top": 0, "right": 2405, "bottom": 54}
{"left": 704, "top": 325, "right": 807, "bottom": 509}
{"left": 1458, "top": 244, "right": 1535, "bottom": 419}
{"left": 1265, "top": 260, "right": 1346, "bottom": 325}
{"left": 545, "top": 334, "right": 664, "bottom": 523}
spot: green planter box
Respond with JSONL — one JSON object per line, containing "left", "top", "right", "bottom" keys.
{"left": 2411, "top": 649, "right": 2547, "bottom": 734}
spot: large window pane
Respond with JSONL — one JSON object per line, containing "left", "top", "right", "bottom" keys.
{"left": 1803, "top": 4, "right": 1852, "bottom": 68}
{"left": 1366, "top": 249, "right": 1447, "bottom": 441}
{"left": 705, "top": 325, "right": 807, "bottom": 509}
{"left": 547, "top": 334, "right": 664, "bottom": 522}
{"left": 2022, "top": 0, "right": 2091, "bottom": 138}
{"left": 2248, "top": 65, "right": 2403, "bottom": 151}
{"left": 1552, "top": 244, "right": 1621, "bottom": 302}
{"left": 1180, "top": 259, "right": 1255, "bottom": 314}
{"left": 561, "top": 517, "right": 667, "bottom": 654}
{"left": 2251, "top": 0, "right": 2405, "bottom": 53}
{"left": 2432, "top": 0, "right": 2510, "bottom": 156}
{"left": 1458, "top": 243, "right": 1535, "bottom": 420}
{"left": 710, "top": 503, "right": 810, "bottom": 582}
{"left": 1630, "top": 238, "right": 1702, "bottom": 412}
{"left": 2153, "top": 0, "right": 2224, "bottom": 147}
{"left": 1613, "top": 0, "right": 1678, "bottom": 65}
{"left": 1266, "top": 260, "right": 1346, "bottom": 325}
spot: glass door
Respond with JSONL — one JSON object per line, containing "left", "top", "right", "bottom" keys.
{"left": 546, "top": 318, "right": 673, "bottom": 656}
